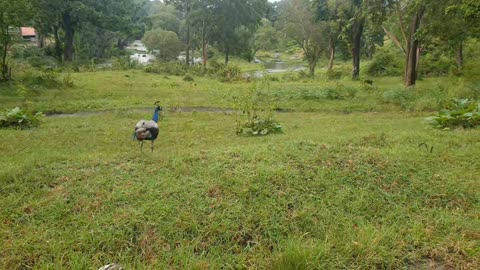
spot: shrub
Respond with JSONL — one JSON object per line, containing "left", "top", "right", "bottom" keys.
{"left": 145, "top": 62, "right": 186, "bottom": 76}
{"left": 19, "top": 68, "right": 62, "bottom": 88}
{"left": 326, "top": 69, "right": 343, "bottom": 80}
{"left": 420, "top": 53, "right": 456, "bottom": 77}
{"left": 142, "top": 29, "right": 182, "bottom": 61}
{"left": 62, "top": 72, "right": 75, "bottom": 87}
{"left": 367, "top": 50, "right": 402, "bottom": 77}
{"left": 0, "top": 107, "right": 44, "bottom": 129}
{"left": 324, "top": 83, "right": 357, "bottom": 100}
{"left": 210, "top": 62, "right": 241, "bottom": 82}
{"left": 112, "top": 56, "right": 138, "bottom": 70}
{"left": 383, "top": 88, "right": 415, "bottom": 109}
{"left": 282, "top": 71, "right": 301, "bottom": 81}
{"left": 233, "top": 81, "right": 283, "bottom": 136}
{"left": 183, "top": 74, "right": 194, "bottom": 82}
{"left": 426, "top": 99, "right": 480, "bottom": 129}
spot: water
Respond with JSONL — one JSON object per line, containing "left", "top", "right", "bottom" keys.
{"left": 247, "top": 61, "right": 305, "bottom": 78}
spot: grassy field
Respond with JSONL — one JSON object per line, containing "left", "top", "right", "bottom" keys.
{"left": 0, "top": 70, "right": 479, "bottom": 269}
{"left": 0, "top": 70, "right": 469, "bottom": 114}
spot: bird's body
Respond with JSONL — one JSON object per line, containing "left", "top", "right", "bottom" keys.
{"left": 134, "top": 103, "right": 162, "bottom": 152}
{"left": 134, "top": 120, "right": 159, "bottom": 141}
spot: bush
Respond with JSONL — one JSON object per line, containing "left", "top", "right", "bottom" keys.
{"left": 420, "top": 53, "right": 456, "bottom": 77}
{"left": 208, "top": 61, "right": 241, "bottom": 82}
{"left": 367, "top": 50, "right": 403, "bottom": 77}
{"left": 19, "top": 68, "right": 62, "bottom": 88}
{"left": 324, "top": 83, "right": 357, "bottom": 100}
{"left": 142, "top": 29, "right": 182, "bottom": 61}
{"left": 426, "top": 99, "right": 480, "bottom": 129}
{"left": 0, "top": 107, "right": 44, "bottom": 129}
{"left": 145, "top": 62, "right": 187, "bottom": 76}
{"left": 62, "top": 72, "right": 75, "bottom": 87}
{"left": 112, "top": 56, "right": 138, "bottom": 70}
{"left": 383, "top": 88, "right": 415, "bottom": 109}
{"left": 233, "top": 81, "right": 283, "bottom": 136}
{"left": 183, "top": 74, "right": 194, "bottom": 82}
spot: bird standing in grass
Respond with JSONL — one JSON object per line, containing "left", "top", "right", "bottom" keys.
{"left": 134, "top": 101, "right": 162, "bottom": 152}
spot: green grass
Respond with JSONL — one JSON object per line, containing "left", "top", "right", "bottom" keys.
{"left": 0, "top": 70, "right": 471, "bottom": 114}
{"left": 0, "top": 69, "right": 479, "bottom": 269}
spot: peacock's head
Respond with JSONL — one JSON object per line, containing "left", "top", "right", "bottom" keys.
{"left": 154, "top": 101, "right": 163, "bottom": 112}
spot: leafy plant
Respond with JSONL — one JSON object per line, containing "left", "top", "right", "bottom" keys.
{"left": 63, "top": 72, "right": 75, "bottom": 87}
{"left": 232, "top": 81, "right": 283, "bottom": 136}
{"left": 426, "top": 99, "right": 480, "bottom": 129}
{"left": 0, "top": 107, "right": 44, "bottom": 129}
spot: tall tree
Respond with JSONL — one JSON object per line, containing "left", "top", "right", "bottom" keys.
{"left": 165, "top": 0, "right": 194, "bottom": 66}
{"left": 210, "top": 0, "right": 267, "bottom": 64}
{"left": 383, "top": 0, "right": 446, "bottom": 87}
{"left": 0, "top": 0, "right": 32, "bottom": 81}
{"left": 34, "top": 0, "right": 136, "bottom": 62}
{"left": 284, "top": 0, "right": 329, "bottom": 77}
{"left": 190, "top": 0, "right": 215, "bottom": 70}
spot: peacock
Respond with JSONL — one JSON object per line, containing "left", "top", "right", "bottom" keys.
{"left": 133, "top": 101, "right": 162, "bottom": 152}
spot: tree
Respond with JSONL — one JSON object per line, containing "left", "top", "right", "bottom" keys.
{"left": 142, "top": 29, "right": 183, "bottom": 60}
{"left": 0, "top": 0, "right": 32, "bottom": 81}
{"left": 254, "top": 18, "right": 280, "bottom": 56}
{"left": 189, "top": 0, "right": 215, "bottom": 70}
{"left": 314, "top": 0, "right": 348, "bottom": 71}
{"left": 33, "top": 0, "right": 137, "bottom": 62}
{"left": 210, "top": 0, "right": 267, "bottom": 64}
{"left": 165, "top": 0, "right": 194, "bottom": 66}
{"left": 382, "top": 0, "right": 446, "bottom": 87}
{"left": 284, "top": 0, "right": 329, "bottom": 77}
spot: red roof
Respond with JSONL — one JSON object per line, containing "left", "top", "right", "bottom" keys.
{"left": 20, "top": 27, "right": 36, "bottom": 37}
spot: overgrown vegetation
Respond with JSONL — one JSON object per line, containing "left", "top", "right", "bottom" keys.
{"left": 426, "top": 98, "right": 480, "bottom": 129}
{"left": 0, "top": 107, "right": 43, "bottom": 128}
{"left": 233, "top": 81, "right": 282, "bottom": 136}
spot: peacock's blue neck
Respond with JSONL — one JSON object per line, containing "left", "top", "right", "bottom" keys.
{"left": 152, "top": 109, "right": 160, "bottom": 122}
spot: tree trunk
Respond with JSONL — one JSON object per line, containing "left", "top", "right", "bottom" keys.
{"left": 63, "top": 13, "right": 75, "bottom": 62}
{"left": 185, "top": 24, "right": 190, "bottom": 66}
{"left": 1, "top": 40, "right": 9, "bottom": 81}
{"left": 225, "top": 46, "right": 229, "bottom": 65}
{"left": 53, "top": 26, "right": 63, "bottom": 62}
{"left": 202, "top": 21, "right": 208, "bottom": 72}
{"left": 351, "top": 19, "right": 364, "bottom": 80}
{"left": 404, "top": 6, "right": 425, "bottom": 87}
{"left": 36, "top": 32, "right": 45, "bottom": 48}
{"left": 328, "top": 38, "right": 335, "bottom": 71}
{"left": 309, "top": 62, "right": 315, "bottom": 77}
{"left": 1, "top": 22, "right": 9, "bottom": 81}
{"left": 456, "top": 41, "right": 463, "bottom": 69}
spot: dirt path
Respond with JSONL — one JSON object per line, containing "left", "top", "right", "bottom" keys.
{"left": 46, "top": 107, "right": 236, "bottom": 118}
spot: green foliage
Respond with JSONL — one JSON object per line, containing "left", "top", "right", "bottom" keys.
{"left": 383, "top": 88, "right": 415, "bottom": 110}
{"left": 183, "top": 74, "right": 194, "bottom": 82}
{"left": 207, "top": 60, "right": 241, "bottom": 82}
{"left": 18, "top": 69, "right": 62, "bottom": 89}
{"left": 324, "top": 83, "right": 357, "bottom": 100}
{"left": 112, "top": 57, "right": 138, "bottom": 71}
{"left": 0, "top": 107, "right": 43, "bottom": 129}
{"left": 145, "top": 62, "right": 187, "bottom": 76}
{"left": 142, "top": 29, "right": 183, "bottom": 61}
{"left": 426, "top": 99, "right": 480, "bottom": 129}
{"left": 367, "top": 50, "right": 403, "bottom": 77}
{"left": 0, "top": 0, "right": 33, "bottom": 80}
{"left": 62, "top": 72, "right": 75, "bottom": 88}
{"left": 420, "top": 53, "right": 456, "bottom": 77}
{"left": 233, "top": 81, "right": 282, "bottom": 136}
